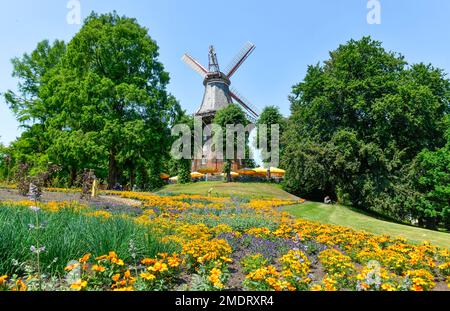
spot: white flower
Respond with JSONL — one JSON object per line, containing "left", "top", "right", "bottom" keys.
{"left": 29, "top": 206, "right": 41, "bottom": 212}
{"left": 30, "top": 245, "right": 46, "bottom": 254}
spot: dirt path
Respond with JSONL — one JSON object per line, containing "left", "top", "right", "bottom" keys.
{"left": 0, "top": 188, "right": 144, "bottom": 216}
{"left": 98, "top": 195, "right": 142, "bottom": 207}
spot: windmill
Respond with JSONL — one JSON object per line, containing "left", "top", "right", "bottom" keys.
{"left": 182, "top": 42, "right": 259, "bottom": 173}
{"left": 182, "top": 42, "right": 259, "bottom": 123}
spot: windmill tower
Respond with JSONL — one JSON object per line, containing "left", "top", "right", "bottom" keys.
{"left": 182, "top": 42, "right": 259, "bottom": 173}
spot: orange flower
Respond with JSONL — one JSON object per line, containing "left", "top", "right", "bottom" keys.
{"left": 108, "top": 251, "right": 118, "bottom": 259}
{"left": 95, "top": 254, "right": 108, "bottom": 261}
{"left": 92, "top": 264, "right": 106, "bottom": 272}
{"left": 0, "top": 274, "right": 8, "bottom": 285}
{"left": 148, "top": 262, "right": 168, "bottom": 273}
{"left": 141, "top": 258, "right": 157, "bottom": 265}
{"left": 168, "top": 257, "right": 180, "bottom": 267}
{"left": 64, "top": 262, "right": 80, "bottom": 271}
{"left": 112, "top": 274, "right": 121, "bottom": 282}
{"left": 79, "top": 253, "right": 91, "bottom": 263}
{"left": 13, "top": 279, "right": 27, "bottom": 291}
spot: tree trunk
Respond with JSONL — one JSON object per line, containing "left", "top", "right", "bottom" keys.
{"left": 108, "top": 149, "right": 118, "bottom": 189}
{"left": 69, "top": 167, "right": 77, "bottom": 187}
{"left": 139, "top": 165, "right": 149, "bottom": 190}
{"left": 130, "top": 168, "right": 136, "bottom": 188}
{"left": 227, "top": 171, "right": 232, "bottom": 183}
{"left": 225, "top": 160, "right": 232, "bottom": 183}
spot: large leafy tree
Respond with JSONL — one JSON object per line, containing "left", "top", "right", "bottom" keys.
{"left": 213, "top": 104, "right": 249, "bottom": 182}
{"left": 5, "top": 39, "right": 66, "bottom": 124}
{"left": 46, "top": 12, "right": 175, "bottom": 188}
{"left": 282, "top": 37, "right": 450, "bottom": 227}
{"left": 4, "top": 40, "right": 67, "bottom": 177}
{"left": 3, "top": 12, "right": 180, "bottom": 190}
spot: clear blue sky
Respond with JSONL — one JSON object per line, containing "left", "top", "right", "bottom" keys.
{"left": 1, "top": 0, "right": 450, "bottom": 146}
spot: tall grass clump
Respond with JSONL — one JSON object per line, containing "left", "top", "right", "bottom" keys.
{"left": 0, "top": 204, "right": 178, "bottom": 275}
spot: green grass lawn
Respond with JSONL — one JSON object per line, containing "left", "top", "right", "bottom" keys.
{"left": 285, "top": 202, "right": 450, "bottom": 249}
{"left": 157, "top": 181, "right": 300, "bottom": 200}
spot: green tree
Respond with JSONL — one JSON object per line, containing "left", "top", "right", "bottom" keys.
{"left": 4, "top": 40, "right": 66, "bottom": 124}
{"left": 256, "top": 106, "right": 286, "bottom": 179}
{"left": 48, "top": 12, "right": 176, "bottom": 189}
{"left": 3, "top": 40, "right": 66, "bottom": 180}
{"left": 282, "top": 37, "right": 450, "bottom": 225}
{"left": 0, "top": 142, "right": 11, "bottom": 181}
{"left": 176, "top": 113, "right": 194, "bottom": 184}
{"left": 213, "top": 104, "right": 249, "bottom": 182}
{"left": 406, "top": 121, "right": 450, "bottom": 229}
{"left": 3, "top": 12, "right": 181, "bottom": 190}
{"left": 46, "top": 130, "right": 105, "bottom": 187}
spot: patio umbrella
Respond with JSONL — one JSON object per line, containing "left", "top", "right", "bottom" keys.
{"left": 197, "top": 167, "right": 217, "bottom": 174}
{"left": 253, "top": 167, "right": 268, "bottom": 175}
{"left": 160, "top": 173, "right": 170, "bottom": 180}
{"left": 269, "top": 167, "right": 286, "bottom": 176}
{"left": 190, "top": 172, "right": 205, "bottom": 179}
{"left": 253, "top": 167, "right": 286, "bottom": 176}
{"left": 237, "top": 168, "right": 257, "bottom": 175}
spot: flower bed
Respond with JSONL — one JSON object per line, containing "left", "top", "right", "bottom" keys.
{"left": 0, "top": 191, "right": 449, "bottom": 291}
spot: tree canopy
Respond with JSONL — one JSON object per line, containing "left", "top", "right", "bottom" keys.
{"left": 3, "top": 12, "right": 181, "bottom": 189}
{"left": 256, "top": 106, "right": 286, "bottom": 177}
{"left": 282, "top": 37, "right": 450, "bottom": 229}
{"left": 213, "top": 104, "right": 249, "bottom": 182}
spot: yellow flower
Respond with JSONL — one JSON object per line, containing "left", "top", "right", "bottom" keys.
{"left": 310, "top": 284, "right": 322, "bottom": 291}
{"left": 140, "top": 272, "right": 156, "bottom": 281}
{"left": 92, "top": 264, "right": 106, "bottom": 272}
{"left": 208, "top": 268, "right": 223, "bottom": 289}
{"left": 381, "top": 283, "right": 396, "bottom": 291}
{"left": 149, "top": 262, "right": 168, "bottom": 273}
{"left": 124, "top": 270, "right": 132, "bottom": 280}
{"left": 70, "top": 279, "right": 87, "bottom": 291}
{"left": 113, "top": 286, "right": 134, "bottom": 291}
{"left": 111, "top": 257, "right": 124, "bottom": 266}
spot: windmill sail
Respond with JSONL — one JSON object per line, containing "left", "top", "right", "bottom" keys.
{"left": 225, "top": 42, "right": 256, "bottom": 79}
{"left": 182, "top": 54, "right": 208, "bottom": 79}
{"left": 230, "top": 87, "right": 259, "bottom": 123}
